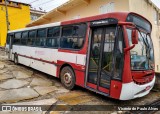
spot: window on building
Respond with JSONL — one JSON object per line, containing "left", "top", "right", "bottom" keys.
{"left": 21, "top": 31, "right": 28, "bottom": 45}
{"left": 99, "top": 2, "right": 114, "bottom": 14}
{"left": 60, "top": 23, "right": 87, "bottom": 49}
{"left": 6, "top": 1, "right": 10, "bottom": 5}
{"left": 35, "top": 29, "right": 46, "bottom": 47}
{"left": 31, "top": 15, "right": 39, "bottom": 21}
{"left": 28, "top": 30, "right": 36, "bottom": 46}
{"left": 14, "top": 32, "right": 21, "bottom": 45}
{"left": 46, "top": 27, "right": 60, "bottom": 48}
{"left": 13, "top": 2, "right": 19, "bottom": 7}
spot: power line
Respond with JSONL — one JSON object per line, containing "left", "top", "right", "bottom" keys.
{"left": 33, "top": 0, "right": 55, "bottom": 7}
{"left": 29, "top": 0, "right": 40, "bottom": 4}
{"left": 43, "top": 3, "right": 63, "bottom": 11}
{"left": 42, "top": 0, "right": 69, "bottom": 11}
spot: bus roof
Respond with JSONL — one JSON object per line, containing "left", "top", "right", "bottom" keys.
{"left": 8, "top": 12, "right": 151, "bottom": 33}
{"left": 8, "top": 22, "right": 61, "bottom": 33}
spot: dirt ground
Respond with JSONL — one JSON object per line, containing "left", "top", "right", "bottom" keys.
{"left": 0, "top": 48, "right": 159, "bottom": 114}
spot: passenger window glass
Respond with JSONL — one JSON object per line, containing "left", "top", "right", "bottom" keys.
{"left": 37, "top": 29, "right": 46, "bottom": 38}
{"left": 47, "top": 27, "right": 60, "bottom": 37}
{"left": 62, "top": 27, "right": 73, "bottom": 37}
{"left": 46, "top": 38, "right": 59, "bottom": 47}
{"left": 22, "top": 32, "right": 28, "bottom": 39}
{"left": 14, "top": 32, "right": 21, "bottom": 45}
{"left": 61, "top": 23, "right": 87, "bottom": 49}
{"left": 28, "top": 30, "right": 36, "bottom": 45}
{"left": 15, "top": 32, "right": 21, "bottom": 39}
{"left": 21, "top": 32, "right": 28, "bottom": 45}
{"left": 46, "top": 27, "right": 60, "bottom": 48}
{"left": 101, "top": 27, "right": 116, "bottom": 73}
{"left": 62, "top": 24, "right": 86, "bottom": 37}
{"left": 29, "top": 31, "right": 36, "bottom": 38}
{"left": 35, "top": 38, "right": 46, "bottom": 47}
{"left": 36, "top": 29, "right": 46, "bottom": 47}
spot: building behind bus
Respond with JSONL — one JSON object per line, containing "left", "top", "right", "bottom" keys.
{"left": 0, "top": 0, "right": 45, "bottom": 48}
{"left": 0, "top": 0, "right": 31, "bottom": 47}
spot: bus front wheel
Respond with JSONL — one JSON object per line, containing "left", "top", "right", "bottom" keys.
{"left": 60, "top": 66, "right": 75, "bottom": 90}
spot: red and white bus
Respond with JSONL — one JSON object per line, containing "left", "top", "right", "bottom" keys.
{"left": 6, "top": 12, "right": 155, "bottom": 100}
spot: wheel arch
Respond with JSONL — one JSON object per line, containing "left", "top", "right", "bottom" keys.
{"left": 60, "top": 63, "right": 75, "bottom": 75}
{"left": 59, "top": 63, "right": 76, "bottom": 80}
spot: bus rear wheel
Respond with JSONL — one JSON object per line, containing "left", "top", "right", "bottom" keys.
{"left": 14, "top": 54, "right": 18, "bottom": 65}
{"left": 60, "top": 66, "right": 75, "bottom": 90}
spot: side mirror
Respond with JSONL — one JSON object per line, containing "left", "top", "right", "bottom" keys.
{"left": 132, "top": 29, "right": 138, "bottom": 44}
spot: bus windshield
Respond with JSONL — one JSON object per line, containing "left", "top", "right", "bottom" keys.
{"left": 127, "top": 29, "right": 154, "bottom": 70}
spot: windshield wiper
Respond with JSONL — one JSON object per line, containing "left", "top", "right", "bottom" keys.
{"left": 135, "top": 26, "right": 151, "bottom": 68}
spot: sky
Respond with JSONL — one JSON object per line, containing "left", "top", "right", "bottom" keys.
{"left": 10, "top": 0, "right": 160, "bottom": 12}
{"left": 151, "top": 0, "right": 160, "bottom": 9}
{"left": 10, "top": 0, "right": 69, "bottom": 12}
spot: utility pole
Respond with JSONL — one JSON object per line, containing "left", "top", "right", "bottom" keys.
{"left": 4, "top": 0, "right": 10, "bottom": 31}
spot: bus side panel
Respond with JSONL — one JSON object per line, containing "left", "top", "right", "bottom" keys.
{"left": 110, "top": 80, "right": 122, "bottom": 99}
{"left": 57, "top": 53, "right": 86, "bottom": 87}
{"left": 30, "top": 47, "right": 58, "bottom": 76}
{"left": 12, "top": 45, "right": 20, "bottom": 61}
{"left": 75, "top": 70, "right": 85, "bottom": 87}
{"left": 17, "top": 46, "right": 31, "bottom": 66}
{"left": 12, "top": 46, "right": 58, "bottom": 76}
{"left": 18, "top": 56, "right": 31, "bottom": 66}
{"left": 30, "top": 59, "right": 57, "bottom": 76}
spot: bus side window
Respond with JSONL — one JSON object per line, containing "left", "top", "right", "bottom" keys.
{"left": 46, "top": 27, "right": 60, "bottom": 48}
{"left": 28, "top": 30, "right": 36, "bottom": 46}
{"left": 14, "top": 32, "right": 21, "bottom": 45}
{"left": 60, "top": 23, "right": 87, "bottom": 49}
{"left": 36, "top": 29, "right": 46, "bottom": 47}
{"left": 21, "top": 31, "right": 28, "bottom": 45}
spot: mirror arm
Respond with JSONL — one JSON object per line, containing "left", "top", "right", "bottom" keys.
{"left": 124, "top": 44, "right": 135, "bottom": 53}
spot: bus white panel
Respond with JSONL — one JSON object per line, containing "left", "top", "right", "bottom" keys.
{"left": 76, "top": 54, "right": 86, "bottom": 65}
{"left": 13, "top": 45, "right": 20, "bottom": 54}
{"left": 34, "top": 48, "right": 58, "bottom": 62}
{"left": 18, "top": 56, "right": 31, "bottom": 66}
{"left": 30, "top": 59, "right": 57, "bottom": 76}
{"left": 58, "top": 52, "right": 77, "bottom": 64}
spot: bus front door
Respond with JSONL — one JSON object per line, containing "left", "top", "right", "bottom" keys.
{"left": 86, "top": 26, "right": 117, "bottom": 95}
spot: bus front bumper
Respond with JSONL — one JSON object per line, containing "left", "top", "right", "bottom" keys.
{"left": 120, "top": 76, "right": 156, "bottom": 100}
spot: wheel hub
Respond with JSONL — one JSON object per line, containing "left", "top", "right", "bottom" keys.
{"left": 64, "top": 72, "right": 72, "bottom": 84}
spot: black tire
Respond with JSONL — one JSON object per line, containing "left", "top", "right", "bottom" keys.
{"left": 14, "top": 54, "right": 18, "bottom": 65}
{"left": 60, "top": 66, "right": 75, "bottom": 90}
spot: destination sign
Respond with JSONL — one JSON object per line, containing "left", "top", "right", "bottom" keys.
{"left": 90, "top": 18, "right": 118, "bottom": 27}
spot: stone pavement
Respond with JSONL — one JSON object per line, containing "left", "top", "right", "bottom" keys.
{"left": 0, "top": 48, "right": 159, "bottom": 114}
{"left": 0, "top": 49, "right": 98, "bottom": 114}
